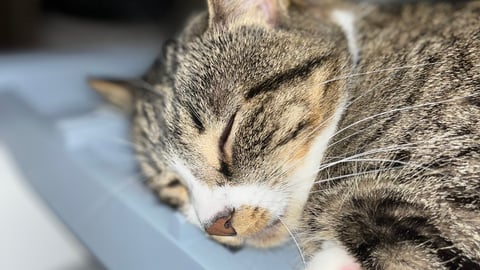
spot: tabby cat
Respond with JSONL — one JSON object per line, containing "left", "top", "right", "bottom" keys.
{"left": 90, "top": 0, "right": 480, "bottom": 269}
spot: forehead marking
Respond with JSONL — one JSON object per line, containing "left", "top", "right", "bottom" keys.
{"left": 245, "top": 55, "right": 330, "bottom": 99}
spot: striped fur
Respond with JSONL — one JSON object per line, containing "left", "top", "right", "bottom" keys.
{"left": 91, "top": 0, "right": 480, "bottom": 269}
{"left": 299, "top": 2, "right": 480, "bottom": 269}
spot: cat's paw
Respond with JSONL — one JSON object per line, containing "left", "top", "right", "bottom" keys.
{"left": 306, "top": 242, "right": 361, "bottom": 270}
{"left": 147, "top": 171, "right": 189, "bottom": 210}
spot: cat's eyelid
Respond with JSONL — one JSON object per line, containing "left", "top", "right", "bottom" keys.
{"left": 219, "top": 112, "right": 237, "bottom": 156}
{"left": 190, "top": 110, "right": 205, "bottom": 133}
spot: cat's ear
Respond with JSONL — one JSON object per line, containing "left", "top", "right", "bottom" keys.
{"left": 89, "top": 78, "right": 135, "bottom": 112}
{"left": 207, "top": 0, "right": 289, "bottom": 29}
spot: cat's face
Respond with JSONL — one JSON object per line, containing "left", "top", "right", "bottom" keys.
{"left": 94, "top": 0, "right": 350, "bottom": 248}
{"left": 142, "top": 3, "right": 349, "bottom": 247}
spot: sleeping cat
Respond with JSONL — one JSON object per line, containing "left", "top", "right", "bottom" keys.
{"left": 90, "top": 0, "right": 480, "bottom": 269}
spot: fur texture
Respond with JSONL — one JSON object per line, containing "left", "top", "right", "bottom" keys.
{"left": 299, "top": 2, "right": 480, "bottom": 269}
{"left": 90, "top": 0, "right": 480, "bottom": 269}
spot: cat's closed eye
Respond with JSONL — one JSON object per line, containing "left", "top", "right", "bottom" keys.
{"left": 216, "top": 114, "right": 237, "bottom": 178}
{"left": 189, "top": 109, "right": 205, "bottom": 133}
{"left": 219, "top": 112, "right": 236, "bottom": 154}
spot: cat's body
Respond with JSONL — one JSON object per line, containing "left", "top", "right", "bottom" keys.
{"left": 300, "top": 2, "right": 480, "bottom": 269}
{"left": 90, "top": 0, "right": 480, "bottom": 269}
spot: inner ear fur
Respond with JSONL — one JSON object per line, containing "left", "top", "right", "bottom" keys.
{"left": 207, "top": 0, "right": 291, "bottom": 29}
{"left": 88, "top": 78, "right": 136, "bottom": 112}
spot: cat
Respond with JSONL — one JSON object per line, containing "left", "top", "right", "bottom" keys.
{"left": 89, "top": 0, "right": 480, "bottom": 269}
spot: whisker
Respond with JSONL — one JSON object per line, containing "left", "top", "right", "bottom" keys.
{"left": 324, "top": 143, "right": 419, "bottom": 165}
{"left": 325, "top": 131, "right": 474, "bottom": 164}
{"left": 318, "top": 143, "right": 416, "bottom": 172}
{"left": 312, "top": 167, "right": 395, "bottom": 186}
{"left": 80, "top": 173, "right": 147, "bottom": 227}
{"left": 277, "top": 216, "right": 306, "bottom": 268}
{"left": 268, "top": 62, "right": 450, "bottom": 177}
{"left": 318, "top": 158, "right": 442, "bottom": 184}
{"left": 327, "top": 94, "right": 477, "bottom": 143}
{"left": 328, "top": 60, "right": 443, "bottom": 84}
{"left": 344, "top": 72, "right": 392, "bottom": 109}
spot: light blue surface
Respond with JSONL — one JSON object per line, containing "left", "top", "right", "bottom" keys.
{"left": 0, "top": 93, "right": 301, "bottom": 270}
{"left": 0, "top": 53, "right": 300, "bottom": 269}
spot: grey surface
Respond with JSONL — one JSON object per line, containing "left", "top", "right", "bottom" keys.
{"left": 0, "top": 92, "right": 300, "bottom": 270}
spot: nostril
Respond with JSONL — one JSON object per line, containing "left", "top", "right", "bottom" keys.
{"left": 205, "top": 212, "right": 237, "bottom": 236}
{"left": 224, "top": 219, "right": 232, "bottom": 229}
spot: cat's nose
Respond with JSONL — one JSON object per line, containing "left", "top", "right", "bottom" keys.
{"left": 205, "top": 211, "right": 236, "bottom": 236}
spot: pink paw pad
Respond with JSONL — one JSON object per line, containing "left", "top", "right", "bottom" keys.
{"left": 341, "top": 263, "right": 362, "bottom": 270}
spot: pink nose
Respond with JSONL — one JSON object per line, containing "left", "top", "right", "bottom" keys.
{"left": 205, "top": 212, "right": 236, "bottom": 236}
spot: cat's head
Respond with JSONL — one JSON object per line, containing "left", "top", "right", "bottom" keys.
{"left": 91, "top": 0, "right": 349, "bottom": 248}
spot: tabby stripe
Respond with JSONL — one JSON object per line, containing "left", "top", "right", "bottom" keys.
{"left": 356, "top": 56, "right": 438, "bottom": 151}
{"left": 345, "top": 218, "right": 480, "bottom": 270}
{"left": 455, "top": 146, "right": 480, "bottom": 158}
{"left": 445, "top": 194, "right": 480, "bottom": 210}
{"left": 349, "top": 100, "right": 403, "bottom": 151}
{"left": 245, "top": 55, "right": 329, "bottom": 99}
{"left": 277, "top": 120, "right": 309, "bottom": 146}
{"left": 218, "top": 160, "right": 233, "bottom": 178}
{"left": 136, "top": 140, "right": 165, "bottom": 178}
{"left": 171, "top": 101, "right": 184, "bottom": 139}
{"left": 339, "top": 197, "right": 480, "bottom": 269}
{"left": 140, "top": 103, "right": 154, "bottom": 128}
{"left": 142, "top": 152, "right": 164, "bottom": 176}
{"left": 430, "top": 235, "right": 480, "bottom": 270}
{"left": 259, "top": 128, "right": 277, "bottom": 152}
{"left": 466, "top": 95, "right": 480, "bottom": 107}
